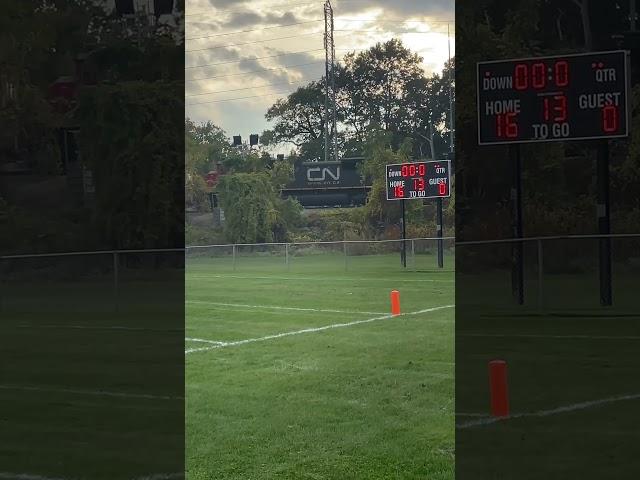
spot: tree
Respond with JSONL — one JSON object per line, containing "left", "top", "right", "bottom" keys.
{"left": 76, "top": 82, "right": 184, "bottom": 249}
{"left": 263, "top": 39, "right": 454, "bottom": 161}
{"left": 217, "top": 173, "right": 301, "bottom": 243}
{"left": 263, "top": 80, "right": 328, "bottom": 162}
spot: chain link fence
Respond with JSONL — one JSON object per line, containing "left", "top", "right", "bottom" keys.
{"left": 456, "top": 233, "right": 640, "bottom": 311}
{"left": 0, "top": 249, "right": 184, "bottom": 315}
{"left": 185, "top": 237, "right": 456, "bottom": 275}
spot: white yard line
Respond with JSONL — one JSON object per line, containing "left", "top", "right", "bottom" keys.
{"left": 186, "top": 305, "right": 454, "bottom": 354}
{"left": 185, "top": 337, "right": 226, "bottom": 345}
{"left": 187, "top": 300, "right": 386, "bottom": 315}
{"left": 0, "top": 385, "right": 183, "bottom": 401}
{"left": 188, "top": 274, "right": 454, "bottom": 283}
{"left": 460, "top": 333, "right": 640, "bottom": 340}
{"left": 456, "top": 393, "right": 640, "bottom": 429}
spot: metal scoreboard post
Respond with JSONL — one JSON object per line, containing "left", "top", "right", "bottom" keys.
{"left": 385, "top": 160, "right": 452, "bottom": 201}
{"left": 477, "top": 50, "right": 630, "bottom": 145}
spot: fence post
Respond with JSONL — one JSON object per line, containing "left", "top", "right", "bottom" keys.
{"left": 285, "top": 243, "right": 290, "bottom": 271}
{"left": 344, "top": 241, "right": 348, "bottom": 271}
{"left": 113, "top": 252, "right": 119, "bottom": 314}
{"left": 232, "top": 244, "right": 237, "bottom": 271}
{"left": 411, "top": 239, "right": 416, "bottom": 271}
{"left": 537, "top": 239, "right": 543, "bottom": 310}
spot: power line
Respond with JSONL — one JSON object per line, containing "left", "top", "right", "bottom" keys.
{"left": 186, "top": 26, "right": 449, "bottom": 54}
{"left": 186, "top": 78, "right": 312, "bottom": 97}
{"left": 186, "top": 31, "right": 323, "bottom": 53}
{"left": 186, "top": 90, "right": 298, "bottom": 106}
{"left": 336, "top": 18, "right": 454, "bottom": 23}
{"left": 186, "top": 19, "right": 322, "bottom": 41}
{"left": 185, "top": 1, "right": 322, "bottom": 17}
{"left": 185, "top": 48, "right": 324, "bottom": 70}
{"left": 185, "top": 61, "right": 324, "bottom": 82}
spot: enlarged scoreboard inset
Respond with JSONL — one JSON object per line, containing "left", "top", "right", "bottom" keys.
{"left": 386, "top": 160, "right": 451, "bottom": 201}
{"left": 477, "top": 51, "right": 630, "bottom": 145}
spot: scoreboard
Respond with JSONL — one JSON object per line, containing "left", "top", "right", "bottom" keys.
{"left": 477, "top": 51, "right": 630, "bottom": 145}
{"left": 386, "top": 160, "right": 451, "bottom": 201}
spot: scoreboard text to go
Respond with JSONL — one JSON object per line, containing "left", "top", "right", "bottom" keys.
{"left": 385, "top": 160, "right": 451, "bottom": 201}
{"left": 477, "top": 51, "right": 630, "bottom": 145}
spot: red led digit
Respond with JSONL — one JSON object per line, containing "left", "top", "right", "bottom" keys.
{"left": 514, "top": 64, "right": 528, "bottom": 90}
{"left": 401, "top": 165, "right": 408, "bottom": 176}
{"left": 532, "top": 62, "right": 546, "bottom": 89}
{"left": 543, "top": 97, "right": 550, "bottom": 121}
{"left": 409, "top": 164, "right": 416, "bottom": 176}
{"left": 418, "top": 164, "right": 426, "bottom": 176}
{"left": 415, "top": 178, "right": 425, "bottom": 191}
{"left": 395, "top": 186, "right": 405, "bottom": 198}
{"left": 602, "top": 105, "right": 618, "bottom": 132}
{"left": 555, "top": 60, "right": 569, "bottom": 87}
{"left": 497, "top": 112, "right": 518, "bottom": 138}
{"left": 553, "top": 95, "right": 567, "bottom": 121}
{"left": 506, "top": 112, "right": 518, "bottom": 138}
{"left": 439, "top": 182, "right": 447, "bottom": 195}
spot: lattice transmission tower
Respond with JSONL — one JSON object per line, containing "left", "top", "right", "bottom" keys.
{"left": 323, "top": 0, "right": 338, "bottom": 163}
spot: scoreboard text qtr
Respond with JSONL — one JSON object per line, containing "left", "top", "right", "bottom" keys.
{"left": 477, "top": 51, "right": 630, "bottom": 145}
{"left": 386, "top": 160, "right": 451, "bottom": 201}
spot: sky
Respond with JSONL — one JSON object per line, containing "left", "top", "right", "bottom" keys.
{"left": 185, "top": 0, "right": 455, "bottom": 145}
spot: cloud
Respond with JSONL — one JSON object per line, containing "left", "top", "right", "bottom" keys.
{"left": 333, "top": 0, "right": 452, "bottom": 19}
{"left": 185, "top": 0, "right": 454, "bottom": 137}
{"left": 223, "top": 11, "right": 301, "bottom": 29}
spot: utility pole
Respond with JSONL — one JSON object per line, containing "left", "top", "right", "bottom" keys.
{"left": 448, "top": 22, "right": 454, "bottom": 153}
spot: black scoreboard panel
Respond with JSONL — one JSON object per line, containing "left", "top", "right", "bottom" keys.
{"left": 386, "top": 160, "right": 451, "bottom": 201}
{"left": 477, "top": 51, "right": 630, "bottom": 145}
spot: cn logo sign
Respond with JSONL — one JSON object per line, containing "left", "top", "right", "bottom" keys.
{"left": 307, "top": 166, "right": 340, "bottom": 182}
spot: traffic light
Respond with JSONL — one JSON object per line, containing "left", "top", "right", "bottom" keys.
{"left": 232, "top": 135, "right": 242, "bottom": 146}
{"left": 249, "top": 134, "right": 259, "bottom": 146}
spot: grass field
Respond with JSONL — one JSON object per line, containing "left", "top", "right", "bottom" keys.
{"left": 186, "top": 253, "right": 455, "bottom": 480}
{"left": 0, "top": 268, "right": 184, "bottom": 480}
{"left": 455, "top": 265, "right": 640, "bottom": 479}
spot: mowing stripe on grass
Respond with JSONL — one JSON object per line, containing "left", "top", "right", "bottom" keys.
{"left": 189, "top": 274, "right": 455, "bottom": 283}
{"left": 133, "top": 474, "right": 183, "bottom": 480}
{"left": 461, "top": 333, "right": 640, "bottom": 340}
{"left": 0, "top": 474, "right": 68, "bottom": 480}
{"left": 16, "top": 324, "right": 178, "bottom": 332}
{"left": 0, "top": 385, "right": 183, "bottom": 401}
{"left": 0, "top": 473, "right": 184, "bottom": 480}
{"left": 456, "top": 393, "right": 640, "bottom": 429}
{"left": 187, "top": 300, "right": 385, "bottom": 315}
{"left": 185, "top": 305, "right": 454, "bottom": 354}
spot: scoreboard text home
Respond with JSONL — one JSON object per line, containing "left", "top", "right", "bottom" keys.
{"left": 386, "top": 160, "right": 451, "bottom": 201}
{"left": 477, "top": 51, "right": 630, "bottom": 144}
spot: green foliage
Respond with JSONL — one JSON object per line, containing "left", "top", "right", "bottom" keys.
{"left": 185, "top": 223, "right": 225, "bottom": 246}
{"left": 75, "top": 81, "right": 183, "bottom": 249}
{"left": 217, "top": 173, "right": 302, "bottom": 243}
